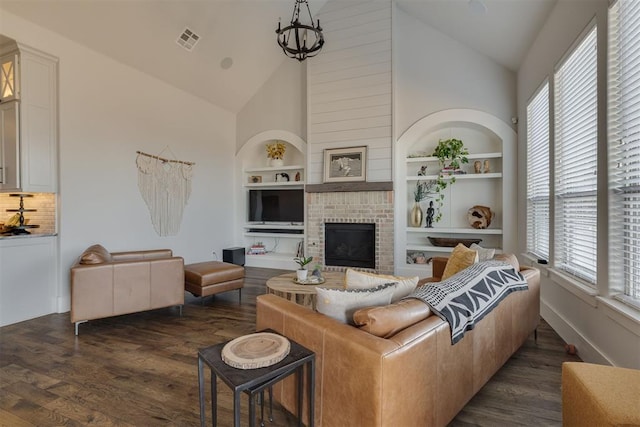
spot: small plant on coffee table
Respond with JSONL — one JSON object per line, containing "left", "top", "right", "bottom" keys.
{"left": 294, "top": 256, "right": 314, "bottom": 281}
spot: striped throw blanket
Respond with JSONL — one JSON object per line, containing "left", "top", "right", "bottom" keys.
{"left": 407, "top": 260, "right": 528, "bottom": 344}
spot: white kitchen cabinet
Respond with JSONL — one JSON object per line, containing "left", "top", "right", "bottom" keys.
{"left": 0, "top": 52, "right": 19, "bottom": 103}
{"left": 0, "top": 236, "right": 57, "bottom": 326}
{"left": 0, "top": 43, "right": 58, "bottom": 193}
{"left": 0, "top": 101, "right": 19, "bottom": 189}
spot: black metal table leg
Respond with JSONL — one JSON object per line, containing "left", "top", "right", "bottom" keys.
{"left": 308, "top": 359, "right": 315, "bottom": 427}
{"left": 297, "top": 365, "right": 303, "bottom": 427}
{"left": 268, "top": 386, "right": 273, "bottom": 422}
{"left": 249, "top": 390, "right": 256, "bottom": 427}
{"left": 211, "top": 372, "right": 217, "bottom": 426}
{"left": 198, "top": 356, "right": 206, "bottom": 427}
{"left": 233, "top": 390, "right": 241, "bottom": 427}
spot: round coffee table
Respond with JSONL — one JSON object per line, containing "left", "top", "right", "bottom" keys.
{"left": 266, "top": 271, "right": 345, "bottom": 309}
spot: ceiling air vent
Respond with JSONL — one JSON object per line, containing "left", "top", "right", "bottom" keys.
{"left": 176, "top": 28, "right": 200, "bottom": 51}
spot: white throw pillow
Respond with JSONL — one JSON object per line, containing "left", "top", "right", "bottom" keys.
{"left": 316, "top": 282, "right": 397, "bottom": 324}
{"left": 344, "top": 269, "right": 419, "bottom": 302}
{"left": 470, "top": 243, "right": 496, "bottom": 261}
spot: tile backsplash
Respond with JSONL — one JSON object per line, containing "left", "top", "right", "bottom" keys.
{"left": 0, "top": 193, "right": 56, "bottom": 235}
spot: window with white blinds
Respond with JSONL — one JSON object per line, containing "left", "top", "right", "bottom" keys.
{"left": 554, "top": 25, "right": 598, "bottom": 285}
{"left": 609, "top": 0, "right": 640, "bottom": 306}
{"left": 526, "top": 82, "right": 550, "bottom": 260}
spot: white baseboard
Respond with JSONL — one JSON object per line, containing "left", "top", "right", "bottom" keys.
{"left": 540, "top": 298, "right": 612, "bottom": 366}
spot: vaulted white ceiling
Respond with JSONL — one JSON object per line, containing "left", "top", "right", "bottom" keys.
{"left": 0, "top": 0, "right": 556, "bottom": 114}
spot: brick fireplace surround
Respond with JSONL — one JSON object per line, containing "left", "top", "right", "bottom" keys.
{"left": 306, "top": 190, "right": 394, "bottom": 274}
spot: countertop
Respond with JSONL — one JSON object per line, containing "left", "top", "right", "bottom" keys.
{"left": 0, "top": 233, "right": 57, "bottom": 240}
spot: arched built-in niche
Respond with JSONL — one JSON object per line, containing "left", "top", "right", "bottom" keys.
{"left": 394, "top": 109, "right": 517, "bottom": 277}
{"left": 235, "top": 130, "right": 307, "bottom": 270}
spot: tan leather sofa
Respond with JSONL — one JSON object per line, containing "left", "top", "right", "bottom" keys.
{"left": 256, "top": 257, "right": 540, "bottom": 426}
{"left": 70, "top": 245, "right": 185, "bottom": 335}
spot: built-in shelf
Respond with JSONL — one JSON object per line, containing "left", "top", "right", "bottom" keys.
{"left": 244, "top": 181, "right": 305, "bottom": 188}
{"left": 407, "top": 173, "right": 502, "bottom": 181}
{"left": 244, "top": 164, "right": 305, "bottom": 173}
{"left": 237, "top": 135, "right": 307, "bottom": 271}
{"left": 396, "top": 111, "right": 518, "bottom": 278}
{"left": 244, "top": 224, "right": 304, "bottom": 230}
{"left": 244, "top": 232, "right": 304, "bottom": 238}
{"left": 406, "top": 244, "right": 501, "bottom": 253}
{"left": 406, "top": 152, "right": 502, "bottom": 163}
{"left": 406, "top": 227, "right": 502, "bottom": 235}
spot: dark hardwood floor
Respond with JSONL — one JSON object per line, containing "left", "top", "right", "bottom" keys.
{"left": 0, "top": 267, "right": 579, "bottom": 426}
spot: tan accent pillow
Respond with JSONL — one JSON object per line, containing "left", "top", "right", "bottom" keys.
{"left": 441, "top": 244, "right": 478, "bottom": 280}
{"left": 79, "top": 244, "right": 112, "bottom": 265}
{"left": 494, "top": 253, "right": 520, "bottom": 271}
{"left": 344, "top": 269, "right": 419, "bottom": 302}
{"left": 353, "top": 299, "right": 431, "bottom": 338}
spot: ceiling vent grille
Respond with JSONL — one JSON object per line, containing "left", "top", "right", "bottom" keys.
{"left": 176, "top": 28, "right": 200, "bottom": 51}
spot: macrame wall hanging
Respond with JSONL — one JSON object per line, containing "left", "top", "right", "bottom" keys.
{"left": 136, "top": 148, "right": 195, "bottom": 236}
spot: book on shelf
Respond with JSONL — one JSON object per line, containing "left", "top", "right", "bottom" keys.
{"left": 248, "top": 244, "right": 266, "bottom": 255}
{"left": 440, "top": 168, "right": 467, "bottom": 175}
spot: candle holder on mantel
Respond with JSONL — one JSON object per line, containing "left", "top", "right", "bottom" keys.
{"left": 5, "top": 193, "right": 40, "bottom": 235}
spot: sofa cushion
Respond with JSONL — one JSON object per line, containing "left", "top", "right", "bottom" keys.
{"left": 344, "top": 269, "right": 419, "bottom": 302}
{"left": 442, "top": 244, "right": 478, "bottom": 280}
{"left": 494, "top": 253, "right": 520, "bottom": 271}
{"left": 316, "top": 282, "right": 396, "bottom": 324}
{"left": 470, "top": 243, "right": 495, "bottom": 261}
{"left": 353, "top": 298, "right": 431, "bottom": 338}
{"left": 79, "top": 244, "right": 112, "bottom": 265}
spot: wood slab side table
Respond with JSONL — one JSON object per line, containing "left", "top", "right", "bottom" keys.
{"left": 198, "top": 331, "right": 315, "bottom": 427}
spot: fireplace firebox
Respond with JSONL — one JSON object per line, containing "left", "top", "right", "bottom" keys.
{"left": 324, "top": 223, "right": 375, "bottom": 269}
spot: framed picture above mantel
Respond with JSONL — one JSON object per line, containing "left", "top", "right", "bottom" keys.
{"left": 323, "top": 146, "right": 367, "bottom": 183}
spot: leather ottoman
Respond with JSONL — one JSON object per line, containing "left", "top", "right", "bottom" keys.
{"left": 184, "top": 261, "right": 244, "bottom": 301}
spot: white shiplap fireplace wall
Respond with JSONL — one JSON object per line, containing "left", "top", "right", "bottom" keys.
{"left": 306, "top": 0, "right": 394, "bottom": 271}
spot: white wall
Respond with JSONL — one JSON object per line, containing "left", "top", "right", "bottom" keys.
{"left": 1, "top": 9, "right": 237, "bottom": 314}
{"left": 307, "top": 0, "right": 393, "bottom": 184}
{"left": 236, "top": 59, "right": 306, "bottom": 152}
{"left": 517, "top": 0, "right": 640, "bottom": 369}
{"left": 394, "top": 5, "right": 516, "bottom": 139}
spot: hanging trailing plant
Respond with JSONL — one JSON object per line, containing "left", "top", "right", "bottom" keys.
{"left": 431, "top": 138, "right": 469, "bottom": 222}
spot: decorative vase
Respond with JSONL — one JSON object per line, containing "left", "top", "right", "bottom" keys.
{"left": 270, "top": 158, "right": 284, "bottom": 168}
{"left": 296, "top": 269, "right": 308, "bottom": 281}
{"left": 410, "top": 202, "right": 423, "bottom": 227}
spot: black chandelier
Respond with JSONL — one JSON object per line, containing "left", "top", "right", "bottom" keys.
{"left": 276, "top": 0, "right": 324, "bottom": 61}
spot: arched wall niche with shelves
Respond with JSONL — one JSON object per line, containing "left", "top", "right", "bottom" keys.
{"left": 235, "top": 130, "right": 307, "bottom": 270}
{"left": 394, "top": 109, "right": 517, "bottom": 278}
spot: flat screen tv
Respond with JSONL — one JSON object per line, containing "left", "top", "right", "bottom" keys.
{"left": 248, "top": 189, "right": 304, "bottom": 223}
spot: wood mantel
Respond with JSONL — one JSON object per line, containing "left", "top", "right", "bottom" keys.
{"left": 305, "top": 181, "right": 393, "bottom": 193}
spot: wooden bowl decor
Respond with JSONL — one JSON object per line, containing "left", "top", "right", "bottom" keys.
{"left": 467, "top": 205, "right": 493, "bottom": 229}
{"left": 428, "top": 237, "right": 482, "bottom": 247}
{"left": 221, "top": 332, "right": 290, "bottom": 369}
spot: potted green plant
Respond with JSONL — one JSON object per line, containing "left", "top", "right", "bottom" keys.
{"left": 431, "top": 138, "right": 469, "bottom": 222}
{"left": 293, "top": 256, "right": 313, "bottom": 281}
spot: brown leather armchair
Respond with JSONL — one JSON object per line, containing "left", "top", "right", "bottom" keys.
{"left": 70, "top": 245, "right": 184, "bottom": 335}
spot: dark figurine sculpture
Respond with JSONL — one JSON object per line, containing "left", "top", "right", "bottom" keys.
{"left": 425, "top": 200, "right": 434, "bottom": 228}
